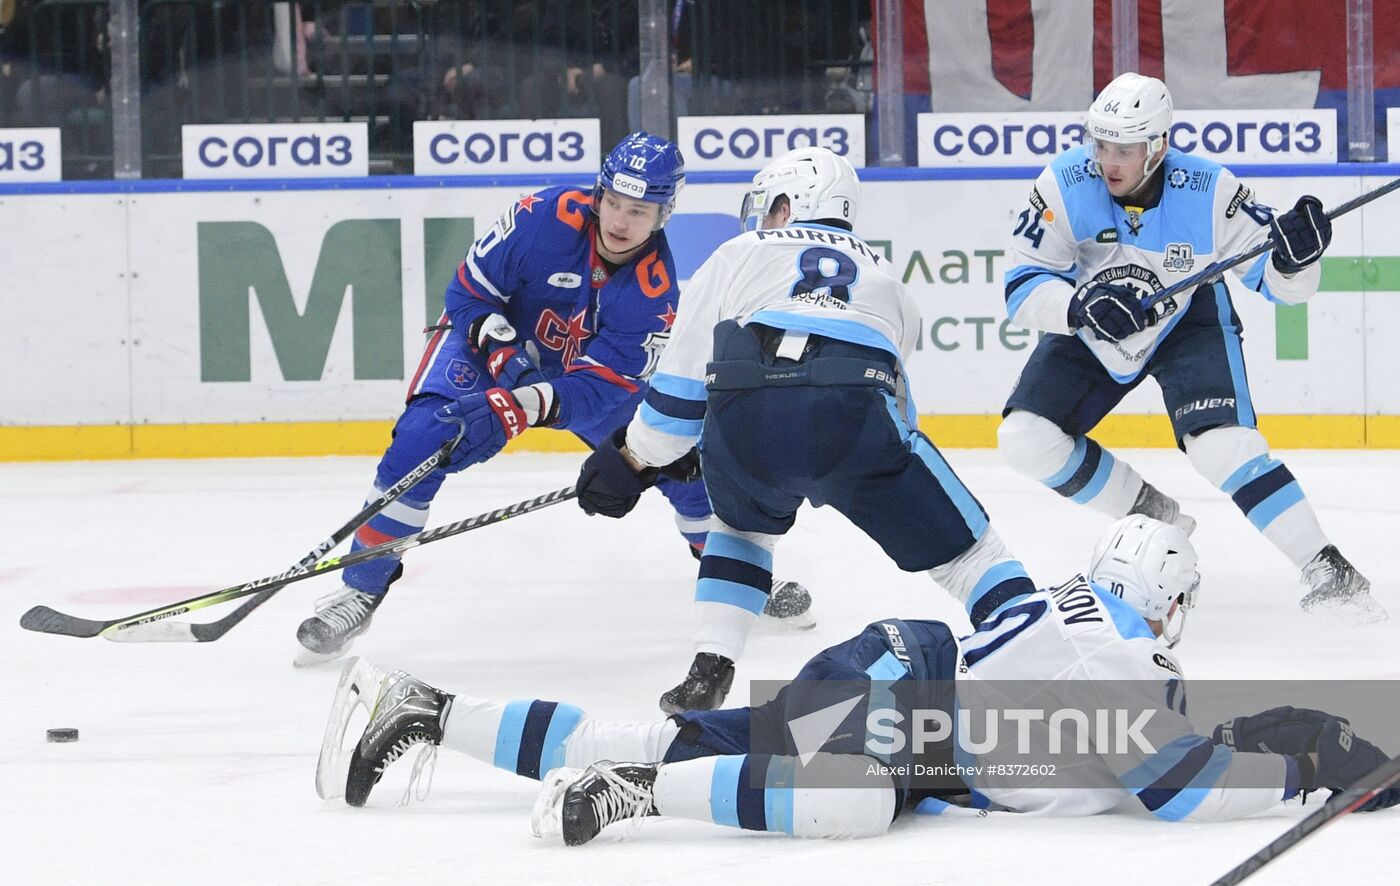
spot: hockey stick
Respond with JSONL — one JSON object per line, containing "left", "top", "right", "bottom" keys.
{"left": 20, "top": 483, "right": 577, "bottom": 642}
{"left": 1209, "top": 753, "right": 1400, "bottom": 886}
{"left": 1144, "top": 175, "right": 1400, "bottom": 309}
{"left": 18, "top": 431, "right": 461, "bottom": 643}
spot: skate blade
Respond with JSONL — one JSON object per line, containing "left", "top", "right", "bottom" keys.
{"left": 757, "top": 609, "right": 818, "bottom": 632}
{"left": 531, "top": 767, "right": 582, "bottom": 840}
{"left": 294, "top": 641, "right": 356, "bottom": 669}
{"left": 315, "top": 657, "right": 387, "bottom": 800}
{"left": 1301, "top": 595, "right": 1389, "bottom": 626}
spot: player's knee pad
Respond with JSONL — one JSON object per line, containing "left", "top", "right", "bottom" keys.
{"left": 1184, "top": 425, "right": 1269, "bottom": 489}
{"left": 997, "top": 410, "right": 1076, "bottom": 480}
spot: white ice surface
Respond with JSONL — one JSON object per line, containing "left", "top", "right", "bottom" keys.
{"left": 4, "top": 450, "right": 1399, "bottom": 885}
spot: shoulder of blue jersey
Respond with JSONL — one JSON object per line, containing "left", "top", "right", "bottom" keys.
{"left": 1161, "top": 150, "right": 1230, "bottom": 202}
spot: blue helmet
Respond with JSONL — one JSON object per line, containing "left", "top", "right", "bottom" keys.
{"left": 595, "top": 131, "right": 686, "bottom": 229}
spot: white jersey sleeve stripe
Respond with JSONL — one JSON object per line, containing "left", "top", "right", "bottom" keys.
{"left": 638, "top": 400, "right": 702, "bottom": 438}
{"left": 649, "top": 371, "right": 708, "bottom": 402}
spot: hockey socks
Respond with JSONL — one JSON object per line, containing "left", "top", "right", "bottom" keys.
{"left": 653, "top": 754, "right": 897, "bottom": 838}
{"left": 441, "top": 698, "right": 678, "bottom": 780}
{"left": 694, "top": 526, "right": 777, "bottom": 661}
{"left": 927, "top": 529, "right": 1036, "bottom": 627}
{"left": 1186, "top": 427, "right": 1329, "bottom": 568}
{"left": 1000, "top": 412, "right": 1143, "bottom": 516}
{"left": 1219, "top": 456, "right": 1327, "bottom": 568}
{"left": 341, "top": 484, "right": 430, "bottom": 593}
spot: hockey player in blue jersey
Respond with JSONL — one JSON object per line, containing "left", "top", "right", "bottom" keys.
{"left": 569, "top": 146, "right": 1038, "bottom": 713}
{"left": 997, "top": 72, "right": 1385, "bottom": 623}
{"left": 294, "top": 132, "right": 805, "bottom": 664}
{"left": 315, "top": 516, "right": 1398, "bottom": 845}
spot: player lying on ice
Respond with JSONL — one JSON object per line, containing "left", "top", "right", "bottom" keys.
{"left": 316, "top": 516, "right": 1398, "bottom": 844}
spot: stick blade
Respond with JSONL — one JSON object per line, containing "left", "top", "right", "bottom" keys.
{"left": 19, "top": 605, "right": 111, "bottom": 639}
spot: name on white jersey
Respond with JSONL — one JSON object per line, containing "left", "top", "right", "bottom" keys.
{"left": 754, "top": 227, "right": 884, "bottom": 266}
{"left": 1050, "top": 579, "right": 1104, "bottom": 626}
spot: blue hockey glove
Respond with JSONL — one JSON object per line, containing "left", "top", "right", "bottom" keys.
{"left": 658, "top": 447, "right": 702, "bottom": 484}
{"left": 434, "top": 387, "right": 527, "bottom": 468}
{"left": 1068, "top": 281, "right": 1154, "bottom": 343}
{"left": 469, "top": 313, "right": 546, "bottom": 389}
{"left": 1311, "top": 716, "right": 1399, "bottom": 812}
{"left": 1214, "top": 706, "right": 1400, "bottom": 812}
{"left": 1212, "top": 706, "right": 1332, "bottom": 755}
{"left": 577, "top": 427, "right": 659, "bottom": 518}
{"left": 1270, "top": 195, "right": 1331, "bottom": 273}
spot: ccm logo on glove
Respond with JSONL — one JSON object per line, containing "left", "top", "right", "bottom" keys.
{"left": 486, "top": 388, "right": 526, "bottom": 439}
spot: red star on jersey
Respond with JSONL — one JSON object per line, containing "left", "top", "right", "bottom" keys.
{"left": 516, "top": 194, "right": 543, "bottom": 214}
{"left": 562, "top": 307, "right": 591, "bottom": 365}
{"left": 656, "top": 302, "right": 677, "bottom": 331}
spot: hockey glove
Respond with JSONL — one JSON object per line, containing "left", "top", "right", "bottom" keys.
{"left": 577, "top": 427, "right": 658, "bottom": 518}
{"left": 1213, "top": 706, "right": 1400, "bottom": 812}
{"left": 1212, "top": 705, "right": 1333, "bottom": 755}
{"left": 658, "top": 447, "right": 703, "bottom": 484}
{"left": 469, "top": 312, "right": 546, "bottom": 390}
{"left": 1311, "top": 716, "right": 1400, "bottom": 811}
{"left": 1068, "top": 281, "right": 1154, "bottom": 343}
{"left": 1270, "top": 195, "right": 1331, "bottom": 273}
{"left": 434, "top": 387, "right": 528, "bottom": 468}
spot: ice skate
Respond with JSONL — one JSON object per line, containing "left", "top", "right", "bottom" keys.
{"left": 294, "top": 585, "right": 388, "bottom": 668}
{"left": 1300, "top": 545, "right": 1387, "bottom": 624}
{"left": 659, "top": 652, "right": 734, "bottom": 714}
{"left": 762, "top": 580, "right": 816, "bottom": 630}
{"left": 314, "top": 657, "right": 453, "bottom": 806}
{"left": 532, "top": 762, "right": 658, "bottom": 846}
{"left": 1129, "top": 482, "right": 1197, "bottom": 536}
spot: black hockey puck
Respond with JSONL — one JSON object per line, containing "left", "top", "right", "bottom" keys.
{"left": 46, "top": 728, "right": 79, "bottom": 743}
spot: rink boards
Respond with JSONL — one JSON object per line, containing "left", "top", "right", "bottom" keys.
{"left": 2, "top": 167, "right": 1398, "bottom": 459}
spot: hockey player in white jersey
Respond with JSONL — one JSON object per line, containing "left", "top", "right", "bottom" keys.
{"left": 997, "top": 72, "right": 1385, "bottom": 623}
{"left": 568, "top": 146, "right": 1037, "bottom": 713}
{"left": 315, "top": 517, "right": 1398, "bottom": 845}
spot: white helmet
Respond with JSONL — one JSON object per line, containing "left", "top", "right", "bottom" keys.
{"left": 740, "top": 147, "right": 860, "bottom": 232}
{"left": 1086, "top": 72, "right": 1173, "bottom": 180}
{"left": 1089, "top": 515, "right": 1200, "bottom": 647}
